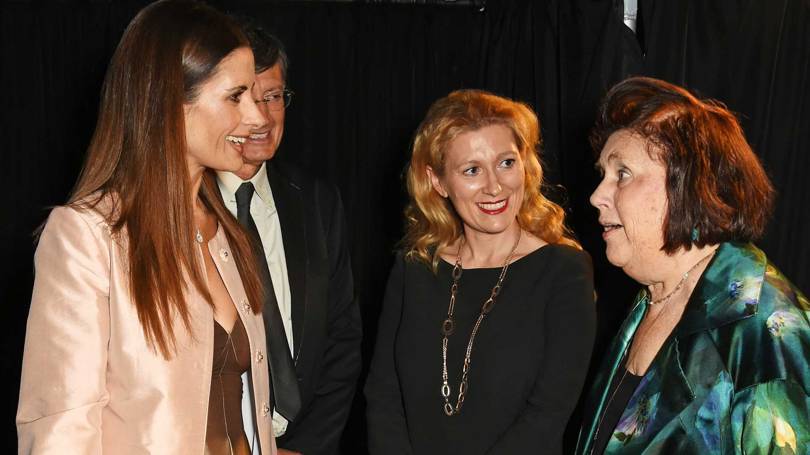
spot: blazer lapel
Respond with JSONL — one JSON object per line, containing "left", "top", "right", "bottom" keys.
{"left": 675, "top": 242, "right": 765, "bottom": 338}
{"left": 578, "top": 295, "right": 647, "bottom": 454}
{"left": 267, "top": 163, "right": 308, "bottom": 361}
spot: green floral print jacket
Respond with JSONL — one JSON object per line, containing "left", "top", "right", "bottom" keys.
{"left": 576, "top": 242, "right": 810, "bottom": 454}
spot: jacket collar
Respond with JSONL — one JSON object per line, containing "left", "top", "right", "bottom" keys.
{"left": 674, "top": 242, "right": 766, "bottom": 338}
{"left": 215, "top": 162, "right": 276, "bottom": 210}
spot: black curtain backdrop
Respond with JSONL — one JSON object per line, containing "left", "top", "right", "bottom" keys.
{"left": 2, "top": 0, "right": 808, "bottom": 452}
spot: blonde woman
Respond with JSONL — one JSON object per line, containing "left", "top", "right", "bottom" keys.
{"left": 365, "top": 89, "right": 596, "bottom": 454}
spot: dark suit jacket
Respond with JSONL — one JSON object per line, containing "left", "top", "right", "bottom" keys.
{"left": 265, "top": 160, "right": 362, "bottom": 454}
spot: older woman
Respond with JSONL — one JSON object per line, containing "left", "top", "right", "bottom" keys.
{"left": 577, "top": 76, "right": 810, "bottom": 454}
{"left": 365, "top": 89, "right": 596, "bottom": 454}
{"left": 16, "top": 1, "right": 277, "bottom": 453}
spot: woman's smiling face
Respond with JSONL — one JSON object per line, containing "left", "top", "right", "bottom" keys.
{"left": 427, "top": 124, "right": 525, "bottom": 237}
{"left": 183, "top": 47, "right": 266, "bottom": 173}
{"left": 590, "top": 129, "right": 670, "bottom": 282}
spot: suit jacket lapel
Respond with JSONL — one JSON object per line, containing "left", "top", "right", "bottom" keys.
{"left": 268, "top": 162, "right": 308, "bottom": 360}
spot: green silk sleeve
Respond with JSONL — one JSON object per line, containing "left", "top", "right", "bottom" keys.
{"left": 732, "top": 380, "right": 810, "bottom": 454}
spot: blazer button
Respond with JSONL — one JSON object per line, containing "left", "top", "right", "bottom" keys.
{"left": 219, "top": 248, "right": 230, "bottom": 262}
{"left": 256, "top": 350, "right": 264, "bottom": 363}
{"left": 261, "top": 403, "right": 270, "bottom": 416}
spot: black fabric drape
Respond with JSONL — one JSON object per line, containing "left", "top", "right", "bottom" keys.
{"left": 2, "top": 0, "right": 808, "bottom": 452}
{"left": 638, "top": 0, "right": 810, "bottom": 295}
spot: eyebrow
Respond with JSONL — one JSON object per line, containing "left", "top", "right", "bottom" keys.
{"left": 595, "top": 148, "right": 622, "bottom": 173}
{"left": 599, "top": 149, "right": 622, "bottom": 166}
{"left": 227, "top": 85, "right": 249, "bottom": 94}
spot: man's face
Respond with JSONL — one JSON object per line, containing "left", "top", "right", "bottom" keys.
{"left": 235, "top": 63, "right": 286, "bottom": 179}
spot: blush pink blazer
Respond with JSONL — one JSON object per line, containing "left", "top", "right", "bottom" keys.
{"left": 17, "top": 202, "right": 277, "bottom": 455}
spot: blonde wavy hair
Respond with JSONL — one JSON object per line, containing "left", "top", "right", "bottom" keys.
{"left": 403, "top": 89, "right": 580, "bottom": 271}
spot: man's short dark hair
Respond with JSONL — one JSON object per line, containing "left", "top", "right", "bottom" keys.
{"left": 230, "top": 15, "right": 289, "bottom": 79}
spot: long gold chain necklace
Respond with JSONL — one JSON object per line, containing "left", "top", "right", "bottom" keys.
{"left": 440, "top": 230, "right": 522, "bottom": 416}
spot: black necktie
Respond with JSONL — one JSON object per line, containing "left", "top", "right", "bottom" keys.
{"left": 235, "top": 182, "right": 301, "bottom": 421}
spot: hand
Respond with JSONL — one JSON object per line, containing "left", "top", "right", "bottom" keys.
{"left": 277, "top": 449, "right": 302, "bottom": 455}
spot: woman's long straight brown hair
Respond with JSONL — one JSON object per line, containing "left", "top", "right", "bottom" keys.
{"left": 69, "top": 0, "right": 263, "bottom": 358}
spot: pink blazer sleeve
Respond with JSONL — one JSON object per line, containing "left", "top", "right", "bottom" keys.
{"left": 17, "top": 206, "right": 111, "bottom": 454}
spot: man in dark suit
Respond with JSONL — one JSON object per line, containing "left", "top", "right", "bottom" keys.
{"left": 216, "top": 22, "right": 362, "bottom": 455}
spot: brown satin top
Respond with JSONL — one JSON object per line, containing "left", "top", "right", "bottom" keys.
{"left": 206, "top": 318, "right": 252, "bottom": 455}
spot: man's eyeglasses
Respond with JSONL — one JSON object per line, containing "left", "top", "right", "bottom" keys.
{"left": 258, "top": 89, "right": 294, "bottom": 111}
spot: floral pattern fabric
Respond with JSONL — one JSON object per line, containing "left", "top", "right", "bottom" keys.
{"left": 576, "top": 243, "right": 810, "bottom": 454}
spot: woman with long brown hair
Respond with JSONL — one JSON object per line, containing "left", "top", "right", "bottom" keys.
{"left": 365, "top": 89, "right": 596, "bottom": 454}
{"left": 16, "top": 1, "right": 277, "bottom": 453}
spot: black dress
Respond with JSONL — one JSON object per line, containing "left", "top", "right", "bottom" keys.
{"left": 365, "top": 244, "right": 597, "bottom": 455}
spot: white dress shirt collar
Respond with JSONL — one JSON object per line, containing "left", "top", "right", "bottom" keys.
{"left": 216, "top": 162, "right": 274, "bottom": 210}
